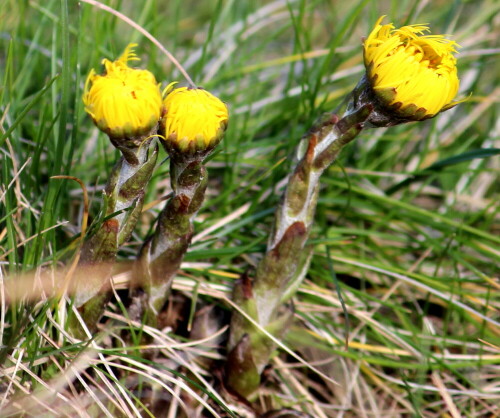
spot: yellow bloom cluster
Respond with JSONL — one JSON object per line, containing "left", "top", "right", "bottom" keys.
{"left": 364, "top": 16, "right": 460, "bottom": 119}
{"left": 161, "top": 84, "right": 229, "bottom": 153}
{"left": 83, "top": 44, "right": 162, "bottom": 138}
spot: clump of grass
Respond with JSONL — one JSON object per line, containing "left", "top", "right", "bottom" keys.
{"left": 0, "top": 0, "right": 499, "bottom": 416}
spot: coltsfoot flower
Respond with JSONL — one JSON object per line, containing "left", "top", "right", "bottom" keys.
{"left": 161, "top": 83, "right": 228, "bottom": 156}
{"left": 361, "top": 16, "right": 460, "bottom": 124}
{"left": 83, "top": 44, "right": 162, "bottom": 139}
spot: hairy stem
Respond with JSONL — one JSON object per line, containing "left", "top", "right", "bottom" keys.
{"left": 226, "top": 105, "right": 372, "bottom": 398}
{"left": 130, "top": 157, "right": 208, "bottom": 328}
{"left": 69, "top": 136, "right": 158, "bottom": 337}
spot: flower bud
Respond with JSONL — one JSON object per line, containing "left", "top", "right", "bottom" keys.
{"left": 83, "top": 44, "right": 162, "bottom": 140}
{"left": 353, "top": 16, "right": 461, "bottom": 127}
{"left": 160, "top": 83, "right": 228, "bottom": 158}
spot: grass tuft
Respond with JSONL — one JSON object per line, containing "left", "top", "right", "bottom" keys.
{"left": 0, "top": 0, "right": 498, "bottom": 416}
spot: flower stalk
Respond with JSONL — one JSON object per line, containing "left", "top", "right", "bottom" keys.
{"left": 226, "top": 104, "right": 372, "bottom": 398}
{"left": 129, "top": 86, "right": 228, "bottom": 328}
{"left": 70, "top": 44, "right": 162, "bottom": 337}
{"left": 226, "top": 16, "right": 462, "bottom": 398}
{"left": 130, "top": 156, "right": 208, "bottom": 327}
{"left": 71, "top": 140, "right": 158, "bottom": 335}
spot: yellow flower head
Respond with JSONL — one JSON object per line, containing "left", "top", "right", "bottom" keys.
{"left": 83, "top": 44, "right": 162, "bottom": 139}
{"left": 161, "top": 83, "right": 228, "bottom": 154}
{"left": 363, "top": 16, "right": 460, "bottom": 120}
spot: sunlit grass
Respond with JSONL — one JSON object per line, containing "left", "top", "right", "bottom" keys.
{"left": 0, "top": 0, "right": 498, "bottom": 416}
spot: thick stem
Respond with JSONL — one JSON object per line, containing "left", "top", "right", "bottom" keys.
{"left": 69, "top": 136, "right": 158, "bottom": 338}
{"left": 226, "top": 104, "right": 372, "bottom": 398}
{"left": 130, "top": 157, "right": 208, "bottom": 327}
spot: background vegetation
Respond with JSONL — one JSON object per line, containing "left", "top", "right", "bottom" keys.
{"left": 0, "top": 0, "right": 498, "bottom": 416}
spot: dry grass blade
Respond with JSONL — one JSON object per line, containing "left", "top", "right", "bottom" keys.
{"left": 223, "top": 295, "right": 338, "bottom": 387}
{"left": 0, "top": 221, "right": 68, "bottom": 260}
{"left": 79, "top": 0, "right": 196, "bottom": 87}
{"left": 0, "top": 348, "right": 24, "bottom": 410}
{"left": 1, "top": 1, "right": 498, "bottom": 416}
{"left": 331, "top": 256, "right": 500, "bottom": 328}
{"left": 431, "top": 371, "right": 462, "bottom": 418}
{"left": 50, "top": 176, "right": 89, "bottom": 299}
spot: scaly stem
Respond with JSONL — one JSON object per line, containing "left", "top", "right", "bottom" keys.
{"left": 70, "top": 136, "right": 158, "bottom": 337}
{"left": 130, "top": 157, "right": 208, "bottom": 328}
{"left": 226, "top": 104, "right": 372, "bottom": 398}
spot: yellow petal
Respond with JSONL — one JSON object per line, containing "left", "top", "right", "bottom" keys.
{"left": 161, "top": 86, "right": 229, "bottom": 152}
{"left": 363, "top": 16, "right": 460, "bottom": 119}
{"left": 83, "top": 44, "right": 162, "bottom": 138}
